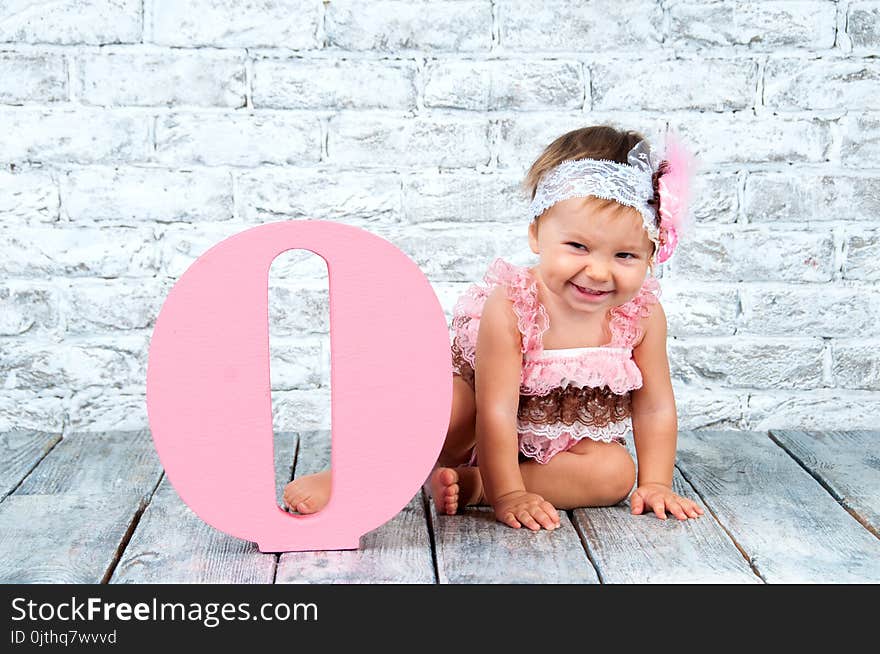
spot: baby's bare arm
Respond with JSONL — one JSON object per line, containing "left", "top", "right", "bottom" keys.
{"left": 631, "top": 301, "right": 677, "bottom": 487}
{"left": 473, "top": 288, "right": 525, "bottom": 504}
{"left": 473, "top": 289, "right": 558, "bottom": 530}
{"left": 631, "top": 302, "right": 702, "bottom": 520}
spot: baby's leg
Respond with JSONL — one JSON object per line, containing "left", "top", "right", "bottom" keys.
{"left": 288, "top": 376, "right": 476, "bottom": 516}
{"left": 437, "top": 375, "right": 477, "bottom": 466}
{"left": 518, "top": 440, "right": 636, "bottom": 509}
{"left": 429, "top": 375, "right": 478, "bottom": 514}
{"left": 434, "top": 440, "right": 636, "bottom": 515}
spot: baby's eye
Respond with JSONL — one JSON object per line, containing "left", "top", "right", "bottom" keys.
{"left": 566, "top": 242, "right": 587, "bottom": 250}
{"left": 617, "top": 252, "right": 637, "bottom": 259}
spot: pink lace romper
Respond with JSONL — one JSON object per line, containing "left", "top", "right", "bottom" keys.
{"left": 450, "top": 258, "right": 660, "bottom": 465}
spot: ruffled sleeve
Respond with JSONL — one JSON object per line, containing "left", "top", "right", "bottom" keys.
{"left": 450, "top": 258, "right": 548, "bottom": 374}
{"left": 607, "top": 276, "right": 661, "bottom": 348}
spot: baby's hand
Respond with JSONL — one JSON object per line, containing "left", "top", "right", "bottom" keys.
{"left": 630, "top": 482, "right": 704, "bottom": 521}
{"left": 492, "top": 490, "right": 560, "bottom": 531}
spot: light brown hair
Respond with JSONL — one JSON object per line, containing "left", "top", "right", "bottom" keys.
{"left": 524, "top": 125, "right": 667, "bottom": 236}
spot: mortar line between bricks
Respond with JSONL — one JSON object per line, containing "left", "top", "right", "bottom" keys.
{"left": 756, "top": 57, "right": 766, "bottom": 109}
{"left": 658, "top": 0, "right": 666, "bottom": 44}
{"left": 9, "top": 105, "right": 873, "bottom": 123}
{"left": 833, "top": 0, "right": 846, "bottom": 51}
{"left": 835, "top": 224, "right": 847, "bottom": 279}
{"left": 16, "top": 45, "right": 879, "bottom": 61}
{"left": 585, "top": 62, "right": 592, "bottom": 111}
{"left": 64, "top": 52, "right": 73, "bottom": 103}
{"left": 316, "top": 0, "right": 326, "bottom": 49}
{"left": 414, "top": 55, "right": 426, "bottom": 113}
{"left": 66, "top": 53, "right": 80, "bottom": 104}
{"left": 139, "top": 0, "right": 146, "bottom": 44}
{"left": 490, "top": 0, "right": 499, "bottom": 52}
{"left": 244, "top": 50, "right": 254, "bottom": 110}
{"left": 46, "top": 159, "right": 880, "bottom": 174}
{"left": 821, "top": 337, "right": 834, "bottom": 387}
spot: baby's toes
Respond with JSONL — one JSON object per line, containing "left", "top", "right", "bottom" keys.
{"left": 439, "top": 467, "right": 458, "bottom": 487}
{"left": 294, "top": 497, "right": 318, "bottom": 514}
{"left": 283, "top": 483, "right": 306, "bottom": 509}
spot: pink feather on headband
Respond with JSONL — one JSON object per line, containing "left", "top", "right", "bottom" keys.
{"left": 655, "top": 132, "right": 697, "bottom": 264}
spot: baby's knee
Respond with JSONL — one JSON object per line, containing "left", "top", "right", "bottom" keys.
{"left": 437, "top": 436, "right": 475, "bottom": 467}
{"left": 593, "top": 446, "right": 636, "bottom": 506}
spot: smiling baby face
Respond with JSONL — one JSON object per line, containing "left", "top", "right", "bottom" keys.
{"left": 528, "top": 195, "right": 654, "bottom": 317}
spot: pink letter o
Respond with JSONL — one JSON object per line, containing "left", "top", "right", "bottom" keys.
{"left": 147, "top": 221, "right": 451, "bottom": 551}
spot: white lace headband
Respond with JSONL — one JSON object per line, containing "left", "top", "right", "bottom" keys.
{"left": 528, "top": 138, "right": 695, "bottom": 264}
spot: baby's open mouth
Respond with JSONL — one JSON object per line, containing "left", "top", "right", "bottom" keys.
{"left": 572, "top": 283, "right": 611, "bottom": 296}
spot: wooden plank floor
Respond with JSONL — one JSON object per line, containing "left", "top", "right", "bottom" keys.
{"left": 0, "top": 429, "right": 877, "bottom": 584}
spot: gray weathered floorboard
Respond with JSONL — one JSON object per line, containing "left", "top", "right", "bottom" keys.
{"left": 276, "top": 493, "right": 434, "bottom": 583}
{"left": 275, "top": 430, "right": 435, "bottom": 583}
{"left": 3, "top": 428, "right": 876, "bottom": 583}
{"left": 430, "top": 495, "right": 599, "bottom": 584}
{"left": 0, "top": 429, "right": 61, "bottom": 502}
{"left": 770, "top": 430, "right": 880, "bottom": 536}
{"left": 291, "top": 429, "right": 331, "bottom": 477}
{"left": 676, "top": 430, "right": 880, "bottom": 583}
{"left": 16, "top": 430, "right": 162, "bottom": 498}
{"left": 110, "top": 477, "right": 277, "bottom": 584}
{"left": 110, "top": 432, "right": 297, "bottom": 583}
{"left": 0, "top": 430, "right": 163, "bottom": 583}
{"left": 275, "top": 430, "right": 298, "bottom": 507}
{"left": 573, "top": 469, "right": 759, "bottom": 583}
{"left": 0, "top": 492, "right": 146, "bottom": 583}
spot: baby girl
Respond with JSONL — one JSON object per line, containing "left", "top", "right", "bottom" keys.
{"left": 284, "top": 124, "right": 703, "bottom": 531}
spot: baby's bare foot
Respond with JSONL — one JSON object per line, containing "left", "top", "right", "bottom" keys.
{"left": 430, "top": 467, "right": 461, "bottom": 515}
{"left": 430, "top": 466, "right": 484, "bottom": 515}
{"left": 283, "top": 469, "right": 331, "bottom": 514}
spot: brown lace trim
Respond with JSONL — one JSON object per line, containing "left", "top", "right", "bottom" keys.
{"left": 518, "top": 385, "right": 631, "bottom": 427}
{"left": 451, "top": 340, "right": 475, "bottom": 387}
{"left": 452, "top": 357, "right": 632, "bottom": 429}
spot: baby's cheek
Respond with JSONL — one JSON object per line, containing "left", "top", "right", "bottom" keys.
{"left": 614, "top": 290, "right": 638, "bottom": 307}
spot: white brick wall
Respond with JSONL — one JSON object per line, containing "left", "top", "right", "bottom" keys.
{"left": 1, "top": 0, "right": 877, "bottom": 433}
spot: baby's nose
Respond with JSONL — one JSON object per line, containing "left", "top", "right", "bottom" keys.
{"left": 584, "top": 264, "right": 610, "bottom": 283}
